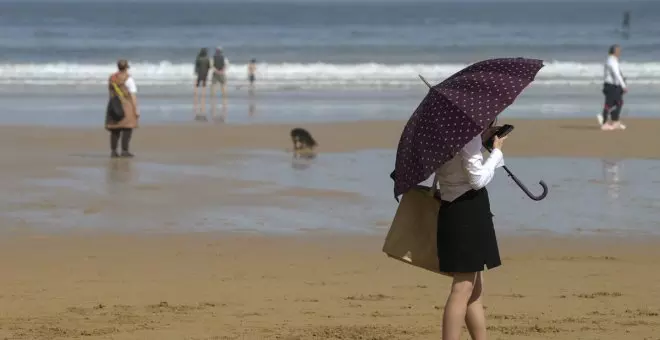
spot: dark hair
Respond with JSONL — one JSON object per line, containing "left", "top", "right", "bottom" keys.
{"left": 198, "top": 48, "right": 208, "bottom": 58}
{"left": 608, "top": 44, "right": 619, "bottom": 55}
{"left": 250, "top": 58, "right": 257, "bottom": 63}
{"left": 489, "top": 118, "right": 498, "bottom": 128}
{"left": 117, "top": 59, "right": 129, "bottom": 71}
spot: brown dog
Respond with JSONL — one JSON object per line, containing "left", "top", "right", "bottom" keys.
{"left": 290, "top": 128, "right": 317, "bottom": 158}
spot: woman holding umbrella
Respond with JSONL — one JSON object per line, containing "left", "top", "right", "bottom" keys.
{"left": 434, "top": 121, "right": 507, "bottom": 340}
{"left": 390, "top": 58, "right": 547, "bottom": 340}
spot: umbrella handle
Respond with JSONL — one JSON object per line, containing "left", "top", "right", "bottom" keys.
{"left": 502, "top": 165, "right": 548, "bottom": 201}
{"left": 483, "top": 145, "right": 548, "bottom": 201}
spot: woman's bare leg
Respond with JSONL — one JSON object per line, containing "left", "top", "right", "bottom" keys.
{"left": 214, "top": 84, "right": 226, "bottom": 119}
{"left": 210, "top": 84, "right": 217, "bottom": 117}
{"left": 465, "top": 272, "right": 487, "bottom": 340}
{"left": 220, "top": 101, "right": 228, "bottom": 121}
{"left": 200, "top": 86, "right": 206, "bottom": 114}
{"left": 193, "top": 86, "right": 199, "bottom": 115}
{"left": 220, "top": 84, "right": 227, "bottom": 103}
{"left": 442, "top": 272, "right": 478, "bottom": 340}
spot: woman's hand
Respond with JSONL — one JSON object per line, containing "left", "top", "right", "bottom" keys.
{"left": 493, "top": 135, "right": 507, "bottom": 150}
{"left": 481, "top": 126, "right": 497, "bottom": 143}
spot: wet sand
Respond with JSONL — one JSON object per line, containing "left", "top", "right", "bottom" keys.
{"left": 1, "top": 118, "right": 660, "bottom": 339}
{"left": 0, "top": 233, "right": 658, "bottom": 339}
{"left": 2, "top": 118, "right": 660, "bottom": 159}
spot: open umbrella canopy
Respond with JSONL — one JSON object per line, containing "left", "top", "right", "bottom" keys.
{"left": 391, "top": 57, "right": 544, "bottom": 200}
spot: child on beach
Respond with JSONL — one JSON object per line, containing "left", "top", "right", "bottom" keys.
{"left": 247, "top": 59, "right": 257, "bottom": 92}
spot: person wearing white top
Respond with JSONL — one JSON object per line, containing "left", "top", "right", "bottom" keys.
{"left": 434, "top": 135, "right": 504, "bottom": 202}
{"left": 124, "top": 76, "right": 137, "bottom": 94}
{"left": 599, "top": 44, "right": 627, "bottom": 131}
{"left": 433, "top": 120, "right": 507, "bottom": 340}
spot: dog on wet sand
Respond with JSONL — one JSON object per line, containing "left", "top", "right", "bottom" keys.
{"left": 290, "top": 127, "right": 317, "bottom": 158}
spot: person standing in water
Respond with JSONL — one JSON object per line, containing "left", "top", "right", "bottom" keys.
{"left": 106, "top": 59, "right": 139, "bottom": 158}
{"left": 193, "top": 48, "right": 211, "bottom": 120}
{"left": 210, "top": 46, "right": 228, "bottom": 119}
{"left": 599, "top": 44, "right": 627, "bottom": 131}
{"left": 621, "top": 11, "right": 631, "bottom": 39}
{"left": 247, "top": 59, "right": 258, "bottom": 118}
{"left": 622, "top": 11, "right": 631, "bottom": 28}
{"left": 247, "top": 58, "right": 257, "bottom": 92}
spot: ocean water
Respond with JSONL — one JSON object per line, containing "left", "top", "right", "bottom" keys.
{"left": 1, "top": 0, "right": 659, "bottom": 88}
{"left": 1, "top": 0, "right": 658, "bottom": 123}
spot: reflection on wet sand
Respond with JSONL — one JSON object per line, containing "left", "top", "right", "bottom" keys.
{"left": 106, "top": 159, "right": 136, "bottom": 186}
{"left": 291, "top": 147, "right": 317, "bottom": 170}
{"left": 248, "top": 91, "right": 257, "bottom": 118}
{"left": 209, "top": 102, "right": 227, "bottom": 123}
{"left": 249, "top": 101, "right": 257, "bottom": 118}
{"left": 602, "top": 159, "right": 622, "bottom": 200}
{"left": 291, "top": 154, "right": 315, "bottom": 170}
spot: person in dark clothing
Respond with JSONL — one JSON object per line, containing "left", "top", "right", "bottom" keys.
{"left": 194, "top": 48, "right": 211, "bottom": 119}
{"left": 621, "top": 11, "right": 631, "bottom": 39}
{"left": 110, "top": 128, "right": 133, "bottom": 156}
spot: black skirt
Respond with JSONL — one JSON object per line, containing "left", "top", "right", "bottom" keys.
{"left": 436, "top": 187, "right": 501, "bottom": 273}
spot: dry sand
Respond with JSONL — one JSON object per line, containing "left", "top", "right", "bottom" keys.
{"left": 0, "top": 233, "right": 658, "bottom": 340}
{"left": 1, "top": 118, "right": 659, "bottom": 339}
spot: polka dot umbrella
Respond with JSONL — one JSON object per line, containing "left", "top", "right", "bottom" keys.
{"left": 390, "top": 57, "right": 545, "bottom": 200}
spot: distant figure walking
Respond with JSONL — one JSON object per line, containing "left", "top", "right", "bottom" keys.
{"left": 194, "top": 48, "right": 211, "bottom": 120}
{"left": 247, "top": 58, "right": 257, "bottom": 93}
{"left": 247, "top": 59, "right": 258, "bottom": 117}
{"left": 106, "top": 59, "right": 139, "bottom": 158}
{"left": 599, "top": 44, "right": 627, "bottom": 131}
{"left": 622, "top": 11, "right": 631, "bottom": 30}
{"left": 621, "top": 11, "right": 631, "bottom": 38}
{"left": 211, "top": 46, "right": 228, "bottom": 119}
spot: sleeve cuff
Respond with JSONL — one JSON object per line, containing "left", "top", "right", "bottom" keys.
{"left": 490, "top": 148, "right": 503, "bottom": 160}
{"left": 485, "top": 148, "right": 504, "bottom": 169}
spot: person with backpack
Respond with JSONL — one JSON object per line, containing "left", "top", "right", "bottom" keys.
{"left": 193, "top": 48, "right": 211, "bottom": 120}
{"left": 105, "top": 59, "right": 139, "bottom": 158}
{"left": 210, "top": 46, "right": 228, "bottom": 119}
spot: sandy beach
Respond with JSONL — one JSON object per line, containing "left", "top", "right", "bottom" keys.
{"left": 0, "top": 233, "right": 658, "bottom": 339}
{"left": 6, "top": 0, "right": 660, "bottom": 337}
{"left": 1, "top": 118, "right": 660, "bottom": 339}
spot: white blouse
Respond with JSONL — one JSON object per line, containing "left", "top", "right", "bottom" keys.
{"left": 124, "top": 77, "right": 138, "bottom": 94}
{"left": 604, "top": 55, "right": 626, "bottom": 89}
{"left": 434, "top": 135, "right": 504, "bottom": 202}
